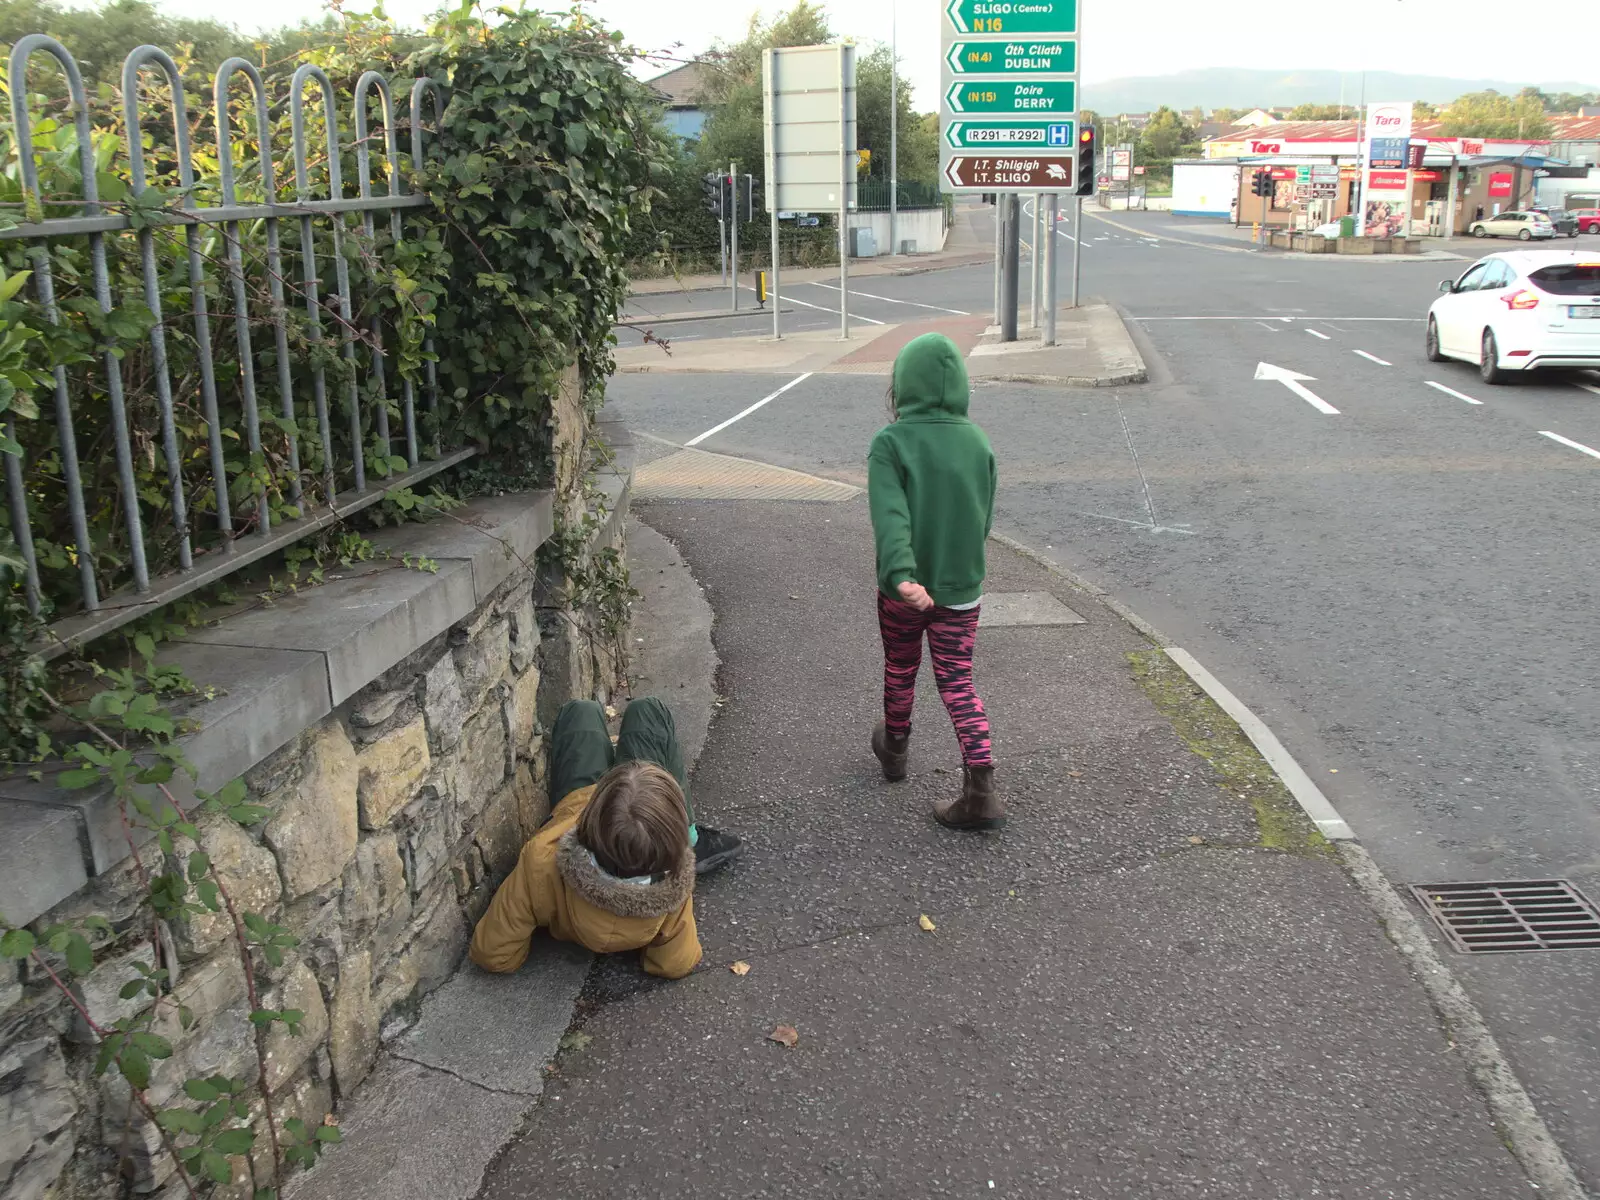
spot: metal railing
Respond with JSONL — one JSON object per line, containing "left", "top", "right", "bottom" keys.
{"left": 855, "top": 178, "right": 945, "bottom": 212}
{"left": 1, "top": 35, "right": 472, "bottom": 657}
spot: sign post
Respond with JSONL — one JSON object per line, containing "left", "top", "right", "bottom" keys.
{"left": 940, "top": 0, "right": 1079, "bottom": 342}
{"left": 729, "top": 165, "right": 739, "bottom": 313}
{"left": 763, "top": 44, "right": 858, "bottom": 342}
{"left": 1043, "top": 194, "right": 1058, "bottom": 346}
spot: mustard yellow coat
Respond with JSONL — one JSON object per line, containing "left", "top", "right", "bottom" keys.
{"left": 469, "top": 784, "right": 702, "bottom": 980}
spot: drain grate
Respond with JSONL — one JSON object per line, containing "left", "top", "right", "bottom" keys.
{"left": 1410, "top": 879, "right": 1600, "bottom": 953}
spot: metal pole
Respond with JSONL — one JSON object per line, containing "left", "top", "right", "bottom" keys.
{"left": 839, "top": 46, "right": 849, "bottom": 339}
{"left": 1030, "top": 194, "right": 1042, "bottom": 328}
{"left": 1043, "top": 194, "right": 1058, "bottom": 345}
{"left": 889, "top": 0, "right": 898, "bottom": 257}
{"left": 771, "top": 199, "right": 782, "bottom": 340}
{"left": 729, "top": 163, "right": 739, "bottom": 312}
{"left": 993, "top": 198, "right": 1002, "bottom": 324}
{"left": 1070, "top": 195, "right": 1083, "bottom": 309}
{"left": 719, "top": 215, "right": 727, "bottom": 285}
{"left": 1001, "top": 194, "right": 1020, "bottom": 341}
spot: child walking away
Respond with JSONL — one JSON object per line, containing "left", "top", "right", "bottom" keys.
{"left": 867, "top": 332, "right": 1002, "bottom": 831}
{"left": 470, "top": 697, "right": 743, "bottom": 980}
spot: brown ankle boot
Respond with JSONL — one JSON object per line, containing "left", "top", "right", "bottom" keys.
{"left": 935, "top": 765, "right": 1005, "bottom": 831}
{"left": 871, "top": 721, "right": 910, "bottom": 781}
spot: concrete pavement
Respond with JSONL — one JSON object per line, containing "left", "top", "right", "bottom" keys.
{"left": 602, "top": 216, "right": 1600, "bottom": 1191}
{"left": 477, "top": 487, "right": 1538, "bottom": 1199}
{"left": 616, "top": 304, "right": 1147, "bottom": 387}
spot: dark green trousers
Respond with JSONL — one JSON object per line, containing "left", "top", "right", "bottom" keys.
{"left": 549, "top": 698, "right": 697, "bottom": 844}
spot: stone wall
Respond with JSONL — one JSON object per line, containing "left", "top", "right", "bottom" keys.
{"left": 0, "top": 381, "right": 634, "bottom": 1199}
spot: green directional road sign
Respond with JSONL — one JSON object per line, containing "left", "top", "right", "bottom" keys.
{"left": 946, "top": 38, "right": 1077, "bottom": 75}
{"left": 944, "top": 0, "right": 1077, "bottom": 35}
{"left": 944, "top": 119, "right": 1077, "bottom": 150}
{"left": 945, "top": 78, "right": 1077, "bottom": 116}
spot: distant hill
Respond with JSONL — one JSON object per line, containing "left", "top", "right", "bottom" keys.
{"left": 1081, "top": 69, "right": 1600, "bottom": 114}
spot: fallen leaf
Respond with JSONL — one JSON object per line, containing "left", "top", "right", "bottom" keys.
{"left": 1329, "top": 768, "right": 1338, "bottom": 773}
{"left": 322, "top": 1115, "right": 339, "bottom": 1129}
{"left": 1187, "top": 836, "right": 1205, "bottom": 845}
{"left": 918, "top": 914, "right": 937, "bottom": 932}
{"left": 730, "top": 961, "right": 751, "bottom": 976}
{"left": 559, "top": 1031, "right": 593, "bottom": 1052}
{"left": 604, "top": 705, "right": 618, "bottom": 719}
{"left": 768, "top": 1024, "right": 799, "bottom": 1048}
{"left": 1067, "top": 770, "right": 1082, "bottom": 778}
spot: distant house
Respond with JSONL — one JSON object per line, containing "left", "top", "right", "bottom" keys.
{"left": 1120, "top": 112, "right": 1153, "bottom": 129}
{"left": 1232, "top": 108, "right": 1287, "bottom": 128}
{"left": 647, "top": 60, "right": 713, "bottom": 141}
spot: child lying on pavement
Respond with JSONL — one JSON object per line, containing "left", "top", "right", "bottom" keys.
{"left": 469, "top": 697, "right": 742, "bottom": 980}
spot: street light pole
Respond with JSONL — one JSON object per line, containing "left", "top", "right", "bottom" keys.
{"left": 889, "top": 0, "right": 898, "bottom": 257}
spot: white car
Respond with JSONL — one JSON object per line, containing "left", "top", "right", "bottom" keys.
{"left": 1426, "top": 250, "right": 1600, "bottom": 383}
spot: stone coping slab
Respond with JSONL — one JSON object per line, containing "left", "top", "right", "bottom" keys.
{"left": 0, "top": 491, "right": 554, "bottom": 927}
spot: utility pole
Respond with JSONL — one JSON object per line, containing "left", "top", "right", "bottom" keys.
{"left": 838, "top": 51, "right": 850, "bottom": 339}
{"left": 1030, "top": 195, "right": 1042, "bottom": 328}
{"left": 1043, "top": 194, "right": 1058, "bottom": 345}
{"left": 770, "top": 180, "right": 781, "bottom": 340}
{"left": 1000, "top": 194, "right": 1020, "bottom": 341}
{"left": 888, "top": 0, "right": 898, "bottom": 256}
{"left": 992, "top": 198, "right": 1002, "bottom": 323}
{"left": 729, "top": 162, "right": 739, "bottom": 312}
{"left": 1070, "top": 195, "right": 1083, "bottom": 309}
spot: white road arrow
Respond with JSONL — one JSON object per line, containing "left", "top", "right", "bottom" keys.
{"left": 1254, "top": 361, "right": 1339, "bottom": 414}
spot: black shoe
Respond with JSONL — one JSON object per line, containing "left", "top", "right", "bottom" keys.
{"left": 693, "top": 826, "right": 745, "bottom": 874}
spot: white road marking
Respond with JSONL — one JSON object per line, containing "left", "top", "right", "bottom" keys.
{"left": 1078, "top": 511, "right": 1196, "bottom": 535}
{"left": 1353, "top": 350, "right": 1392, "bottom": 365}
{"left": 1256, "top": 322, "right": 1280, "bottom": 332}
{"left": 687, "top": 373, "right": 814, "bottom": 447}
{"left": 768, "top": 289, "right": 885, "bottom": 325}
{"left": 1574, "top": 381, "right": 1600, "bottom": 397}
{"left": 1305, "top": 328, "right": 1331, "bottom": 340}
{"left": 804, "top": 280, "right": 969, "bottom": 316}
{"left": 1539, "top": 430, "right": 1600, "bottom": 460}
{"left": 1255, "top": 361, "right": 1339, "bottom": 414}
{"left": 1132, "top": 315, "right": 1420, "bottom": 322}
{"left": 1425, "top": 381, "right": 1483, "bottom": 405}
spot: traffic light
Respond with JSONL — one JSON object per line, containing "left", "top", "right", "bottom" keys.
{"left": 1251, "top": 169, "right": 1273, "bottom": 197}
{"left": 701, "top": 172, "right": 725, "bottom": 218}
{"left": 1075, "top": 125, "right": 1095, "bottom": 197}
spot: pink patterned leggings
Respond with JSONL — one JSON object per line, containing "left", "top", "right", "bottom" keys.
{"left": 877, "top": 592, "right": 993, "bottom": 768}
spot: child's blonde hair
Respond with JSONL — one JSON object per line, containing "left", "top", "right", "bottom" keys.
{"left": 577, "top": 761, "right": 689, "bottom": 878}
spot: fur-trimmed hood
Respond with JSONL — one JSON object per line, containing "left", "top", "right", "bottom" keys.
{"left": 468, "top": 782, "right": 703, "bottom": 980}
{"left": 555, "top": 830, "right": 695, "bottom": 921}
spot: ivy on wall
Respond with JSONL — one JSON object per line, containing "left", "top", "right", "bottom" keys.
{"left": 0, "top": 7, "right": 667, "bottom": 760}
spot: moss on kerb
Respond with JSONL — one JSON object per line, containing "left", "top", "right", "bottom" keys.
{"left": 1127, "top": 649, "right": 1333, "bottom": 859}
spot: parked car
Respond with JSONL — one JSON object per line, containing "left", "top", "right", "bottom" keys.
{"left": 1467, "top": 211, "right": 1557, "bottom": 240}
{"left": 1576, "top": 208, "right": 1600, "bottom": 234}
{"left": 1427, "top": 250, "right": 1600, "bottom": 383}
{"left": 1531, "top": 207, "right": 1580, "bottom": 237}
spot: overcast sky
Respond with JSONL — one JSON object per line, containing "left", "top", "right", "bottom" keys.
{"left": 119, "top": 0, "right": 1596, "bottom": 109}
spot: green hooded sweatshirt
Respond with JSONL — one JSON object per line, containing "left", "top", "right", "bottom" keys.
{"left": 868, "top": 332, "right": 997, "bottom": 608}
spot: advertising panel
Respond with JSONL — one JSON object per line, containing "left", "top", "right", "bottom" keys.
{"left": 1361, "top": 101, "right": 1413, "bottom": 236}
